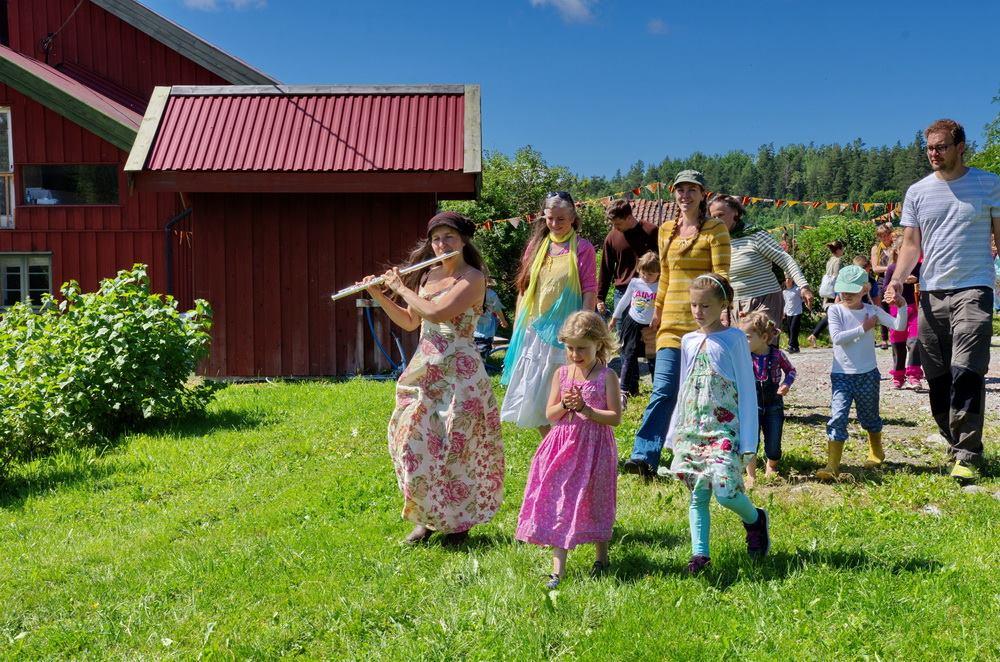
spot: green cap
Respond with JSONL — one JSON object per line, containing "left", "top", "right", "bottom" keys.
{"left": 672, "top": 169, "right": 706, "bottom": 188}
{"left": 834, "top": 264, "right": 869, "bottom": 294}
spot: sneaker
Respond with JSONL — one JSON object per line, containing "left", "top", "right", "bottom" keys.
{"left": 687, "top": 555, "right": 711, "bottom": 574}
{"left": 906, "top": 376, "right": 923, "bottom": 390}
{"left": 950, "top": 460, "right": 980, "bottom": 483}
{"left": 743, "top": 508, "right": 771, "bottom": 558}
{"left": 891, "top": 378, "right": 904, "bottom": 389}
{"left": 545, "top": 573, "right": 561, "bottom": 590}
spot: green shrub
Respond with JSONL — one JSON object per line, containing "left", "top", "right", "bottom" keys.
{"left": 792, "top": 215, "right": 878, "bottom": 289}
{"left": 0, "top": 265, "right": 216, "bottom": 476}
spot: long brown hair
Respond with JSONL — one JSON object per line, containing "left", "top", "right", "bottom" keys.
{"left": 662, "top": 184, "right": 710, "bottom": 260}
{"left": 514, "top": 194, "right": 580, "bottom": 294}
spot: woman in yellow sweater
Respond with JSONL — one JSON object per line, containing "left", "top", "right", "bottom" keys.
{"left": 623, "top": 170, "right": 731, "bottom": 477}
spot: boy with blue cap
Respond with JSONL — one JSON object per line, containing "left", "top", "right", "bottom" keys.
{"left": 817, "top": 265, "right": 907, "bottom": 480}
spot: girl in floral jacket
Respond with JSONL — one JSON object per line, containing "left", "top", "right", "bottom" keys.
{"left": 665, "top": 274, "right": 770, "bottom": 574}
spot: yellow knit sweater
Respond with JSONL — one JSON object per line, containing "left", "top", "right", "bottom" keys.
{"left": 653, "top": 217, "right": 731, "bottom": 350}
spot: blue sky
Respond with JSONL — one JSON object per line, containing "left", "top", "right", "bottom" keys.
{"left": 143, "top": 0, "right": 999, "bottom": 177}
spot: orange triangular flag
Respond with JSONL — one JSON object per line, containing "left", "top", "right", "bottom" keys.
{"left": 811, "top": 202, "right": 822, "bottom": 209}
{"left": 741, "top": 196, "right": 750, "bottom": 206}
{"left": 775, "top": 200, "right": 785, "bottom": 208}
{"left": 646, "top": 182, "right": 661, "bottom": 193}
{"left": 632, "top": 187, "right": 642, "bottom": 196}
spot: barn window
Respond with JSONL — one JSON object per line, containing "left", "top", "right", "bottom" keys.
{"left": 22, "top": 164, "right": 119, "bottom": 205}
{"left": 0, "top": 253, "right": 51, "bottom": 308}
{"left": 0, "top": 1, "right": 8, "bottom": 46}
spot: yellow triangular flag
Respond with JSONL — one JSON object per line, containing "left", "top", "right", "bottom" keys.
{"left": 826, "top": 202, "right": 838, "bottom": 210}
{"left": 863, "top": 203, "right": 874, "bottom": 212}
{"left": 787, "top": 200, "right": 800, "bottom": 207}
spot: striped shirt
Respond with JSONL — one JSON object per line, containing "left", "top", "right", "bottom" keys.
{"left": 900, "top": 167, "right": 1000, "bottom": 291}
{"left": 653, "top": 218, "right": 731, "bottom": 350}
{"left": 729, "top": 231, "right": 809, "bottom": 301}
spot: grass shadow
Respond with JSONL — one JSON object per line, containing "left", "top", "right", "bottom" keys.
{"left": 0, "top": 451, "right": 139, "bottom": 510}
{"left": 707, "top": 547, "right": 943, "bottom": 590}
{"left": 787, "top": 412, "right": 918, "bottom": 428}
{"left": 607, "top": 546, "right": 682, "bottom": 582}
{"left": 147, "top": 406, "right": 274, "bottom": 439}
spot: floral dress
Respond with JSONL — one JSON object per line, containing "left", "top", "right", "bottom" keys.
{"left": 515, "top": 365, "right": 617, "bottom": 549}
{"left": 669, "top": 347, "right": 745, "bottom": 498}
{"left": 387, "top": 284, "right": 505, "bottom": 534}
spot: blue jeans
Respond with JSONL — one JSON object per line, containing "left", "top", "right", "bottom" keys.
{"left": 827, "top": 370, "right": 882, "bottom": 441}
{"left": 759, "top": 401, "right": 784, "bottom": 461}
{"left": 629, "top": 347, "right": 681, "bottom": 469}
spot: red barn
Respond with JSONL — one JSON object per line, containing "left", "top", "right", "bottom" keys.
{"left": 0, "top": 1, "right": 483, "bottom": 377}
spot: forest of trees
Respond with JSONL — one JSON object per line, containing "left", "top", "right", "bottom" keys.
{"left": 576, "top": 135, "right": 936, "bottom": 204}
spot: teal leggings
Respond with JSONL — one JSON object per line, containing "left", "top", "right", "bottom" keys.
{"left": 689, "top": 486, "right": 759, "bottom": 557}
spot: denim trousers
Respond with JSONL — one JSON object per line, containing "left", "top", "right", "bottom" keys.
{"left": 629, "top": 347, "right": 681, "bottom": 469}
{"left": 759, "top": 401, "right": 784, "bottom": 461}
{"left": 827, "top": 369, "right": 882, "bottom": 442}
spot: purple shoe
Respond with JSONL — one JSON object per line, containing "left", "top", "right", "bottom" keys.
{"left": 743, "top": 508, "right": 770, "bottom": 558}
{"left": 687, "top": 555, "right": 711, "bottom": 574}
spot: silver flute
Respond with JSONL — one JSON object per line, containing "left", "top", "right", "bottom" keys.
{"left": 330, "top": 251, "right": 461, "bottom": 301}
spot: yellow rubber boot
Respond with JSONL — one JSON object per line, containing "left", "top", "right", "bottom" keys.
{"left": 864, "top": 431, "right": 884, "bottom": 468}
{"left": 815, "top": 441, "right": 844, "bottom": 481}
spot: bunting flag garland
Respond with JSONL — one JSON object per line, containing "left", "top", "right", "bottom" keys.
{"left": 473, "top": 177, "right": 903, "bottom": 230}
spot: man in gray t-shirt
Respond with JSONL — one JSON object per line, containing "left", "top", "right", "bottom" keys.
{"left": 888, "top": 118, "right": 1000, "bottom": 482}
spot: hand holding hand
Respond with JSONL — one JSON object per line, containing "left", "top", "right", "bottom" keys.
{"left": 800, "top": 286, "right": 815, "bottom": 311}
{"left": 777, "top": 384, "right": 790, "bottom": 397}
{"left": 608, "top": 318, "right": 617, "bottom": 331}
{"left": 893, "top": 293, "right": 906, "bottom": 308}
{"left": 650, "top": 310, "right": 661, "bottom": 331}
{"left": 883, "top": 280, "right": 899, "bottom": 303}
{"left": 562, "top": 386, "right": 584, "bottom": 412}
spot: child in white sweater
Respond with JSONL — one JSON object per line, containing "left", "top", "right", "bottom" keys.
{"left": 609, "top": 252, "right": 659, "bottom": 400}
{"left": 817, "top": 265, "right": 907, "bottom": 480}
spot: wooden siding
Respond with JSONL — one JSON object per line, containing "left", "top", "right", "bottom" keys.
{"left": 191, "top": 193, "right": 436, "bottom": 377}
{"left": 6, "top": 0, "right": 227, "bottom": 102}
{"left": 0, "top": 84, "right": 188, "bottom": 297}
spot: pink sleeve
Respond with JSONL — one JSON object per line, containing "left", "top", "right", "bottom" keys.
{"left": 577, "top": 239, "right": 598, "bottom": 294}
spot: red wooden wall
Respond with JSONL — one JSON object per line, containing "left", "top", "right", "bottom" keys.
{"left": 0, "top": 85, "right": 190, "bottom": 298}
{"left": 6, "top": 0, "right": 227, "bottom": 98}
{"left": 191, "top": 193, "right": 436, "bottom": 377}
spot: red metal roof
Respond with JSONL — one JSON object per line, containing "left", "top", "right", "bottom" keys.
{"left": 0, "top": 44, "right": 142, "bottom": 149}
{"left": 601, "top": 198, "right": 678, "bottom": 226}
{"left": 146, "top": 92, "right": 466, "bottom": 172}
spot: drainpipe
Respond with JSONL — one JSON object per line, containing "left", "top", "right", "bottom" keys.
{"left": 164, "top": 207, "right": 193, "bottom": 297}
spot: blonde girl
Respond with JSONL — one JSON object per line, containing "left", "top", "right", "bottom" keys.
{"left": 516, "top": 311, "right": 621, "bottom": 588}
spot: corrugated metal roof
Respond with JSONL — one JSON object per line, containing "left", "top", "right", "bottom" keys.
{"left": 0, "top": 44, "right": 142, "bottom": 150}
{"left": 601, "top": 198, "right": 678, "bottom": 227}
{"left": 146, "top": 93, "right": 466, "bottom": 172}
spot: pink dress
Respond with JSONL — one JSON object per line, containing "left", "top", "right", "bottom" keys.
{"left": 515, "top": 365, "right": 617, "bottom": 549}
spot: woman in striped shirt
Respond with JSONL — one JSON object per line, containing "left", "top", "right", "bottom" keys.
{"left": 709, "top": 194, "right": 814, "bottom": 329}
{"left": 623, "top": 170, "right": 731, "bottom": 478}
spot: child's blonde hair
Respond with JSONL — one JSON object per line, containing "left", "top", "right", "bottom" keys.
{"left": 558, "top": 311, "right": 617, "bottom": 364}
{"left": 636, "top": 251, "right": 660, "bottom": 275}
{"left": 739, "top": 310, "right": 778, "bottom": 343}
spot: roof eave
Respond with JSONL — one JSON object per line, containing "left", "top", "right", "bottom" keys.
{"left": 90, "top": 0, "right": 278, "bottom": 85}
{"left": 0, "top": 55, "right": 137, "bottom": 151}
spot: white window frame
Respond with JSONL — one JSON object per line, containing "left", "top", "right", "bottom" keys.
{"left": 0, "top": 107, "right": 12, "bottom": 229}
{"left": 0, "top": 252, "right": 52, "bottom": 310}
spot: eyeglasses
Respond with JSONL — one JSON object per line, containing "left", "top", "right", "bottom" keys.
{"left": 546, "top": 191, "right": 574, "bottom": 203}
{"left": 926, "top": 143, "right": 954, "bottom": 154}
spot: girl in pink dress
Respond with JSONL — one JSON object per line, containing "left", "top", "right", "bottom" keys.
{"left": 515, "top": 311, "right": 622, "bottom": 589}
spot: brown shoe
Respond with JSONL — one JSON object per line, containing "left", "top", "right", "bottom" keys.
{"left": 402, "top": 525, "right": 433, "bottom": 545}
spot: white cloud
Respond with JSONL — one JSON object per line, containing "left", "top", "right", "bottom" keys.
{"left": 182, "top": 0, "right": 266, "bottom": 10}
{"left": 647, "top": 18, "right": 668, "bottom": 35}
{"left": 529, "top": 0, "right": 596, "bottom": 23}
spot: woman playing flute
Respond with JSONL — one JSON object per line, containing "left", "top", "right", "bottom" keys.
{"left": 359, "top": 211, "right": 505, "bottom": 546}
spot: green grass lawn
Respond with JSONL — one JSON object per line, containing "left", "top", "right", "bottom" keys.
{"left": 2, "top": 379, "right": 998, "bottom": 659}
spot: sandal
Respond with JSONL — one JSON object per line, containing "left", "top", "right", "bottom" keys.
{"left": 545, "top": 573, "right": 561, "bottom": 590}
{"left": 590, "top": 560, "right": 609, "bottom": 577}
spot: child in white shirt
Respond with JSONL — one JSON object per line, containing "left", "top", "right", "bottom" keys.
{"left": 609, "top": 252, "right": 659, "bottom": 400}
{"left": 817, "top": 265, "right": 907, "bottom": 480}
